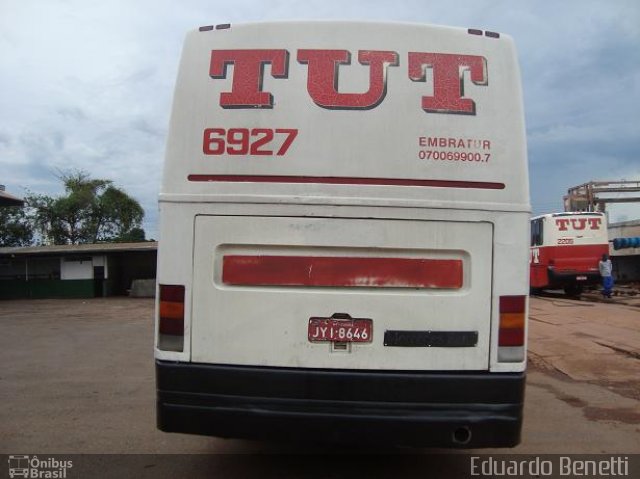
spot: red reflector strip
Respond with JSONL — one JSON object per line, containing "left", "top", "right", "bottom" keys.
{"left": 222, "top": 256, "right": 463, "bottom": 289}
{"left": 188, "top": 175, "right": 505, "bottom": 190}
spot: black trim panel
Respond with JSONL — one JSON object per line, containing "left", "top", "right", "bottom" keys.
{"left": 384, "top": 330, "right": 478, "bottom": 347}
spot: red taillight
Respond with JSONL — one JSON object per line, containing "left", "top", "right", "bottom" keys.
{"left": 499, "top": 295, "right": 526, "bottom": 347}
{"left": 159, "top": 285, "right": 184, "bottom": 336}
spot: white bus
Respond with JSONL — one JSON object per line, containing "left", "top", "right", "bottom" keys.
{"left": 156, "top": 21, "right": 530, "bottom": 448}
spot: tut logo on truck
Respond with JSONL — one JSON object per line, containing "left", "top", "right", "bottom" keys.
{"left": 209, "top": 49, "right": 487, "bottom": 114}
{"left": 555, "top": 218, "right": 602, "bottom": 231}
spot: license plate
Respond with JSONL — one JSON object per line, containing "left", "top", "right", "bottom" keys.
{"left": 308, "top": 317, "right": 373, "bottom": 343}
{"left": 576, "top": 275, "right": 587, "bottom": 281}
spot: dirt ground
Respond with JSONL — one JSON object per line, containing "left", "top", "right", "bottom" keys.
{"left": 0, "top": 296, "right": 638, "bottom": 476}
{"left": 527, "top": 294, "right": 640, "bottom": 400}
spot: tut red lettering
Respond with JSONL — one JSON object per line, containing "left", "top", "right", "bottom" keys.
{"left": 570, "top": 218, "right": 587, "bottom": 230}
{"left": 587, "top": 218, "right": 602, "bottom": 230}
{"left": 408, "top": 52, "right": 487, "bottom": 114}
{"left": 297, "top": 49, "right": 399, "bottom": 109}
{"left": 555, "top": 219, "right": 570, "bottom": 231}
{"left": 210, "top": 49, "right": 289, "bottom": 108}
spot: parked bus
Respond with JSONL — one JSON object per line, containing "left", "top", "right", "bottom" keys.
{"left": 156, "top": 21, "right": 530, "bottom": 448}
{"left": 530, "top": 212, "right": 609, "bottom": 296}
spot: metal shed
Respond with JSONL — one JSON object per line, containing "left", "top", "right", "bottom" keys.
{"left": 0, "top": 242, "right": 157, "bottom": 299}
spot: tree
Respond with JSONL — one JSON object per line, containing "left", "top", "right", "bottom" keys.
{"left": 28, "top": 171, "right": 145, "bottom": 245}
{"left": 0, "top": 206, "right": 33, "bottom": 247}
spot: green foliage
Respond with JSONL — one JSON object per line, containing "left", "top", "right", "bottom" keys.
{"left": 115, "top": 227, "right": 146, "bottom": 243}
{"left": 0, "top": 206, "right": 33, "bottom": 247}
{"left": 20, "top": 171, "right": 146, "bottom": 245}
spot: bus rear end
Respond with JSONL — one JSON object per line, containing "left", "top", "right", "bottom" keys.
{"left": 530, "top": 212, "right": 608, "bottom": 295}
{"left": 156, "top": 21, "right": 530, "bottom": 448}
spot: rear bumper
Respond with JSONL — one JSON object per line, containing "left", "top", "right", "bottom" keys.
{"left": 547, "top": 269, "right": 600, "bottom": 287}
{"left": 156, "top": 360, "right": 525, "bottom": 448}
{"left": 156, "top": 361, "right": 525, "bottom": 448}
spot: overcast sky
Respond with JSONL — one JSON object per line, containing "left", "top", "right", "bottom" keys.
{"left": 1, "top": 0, "right": 639, "bottom": 239}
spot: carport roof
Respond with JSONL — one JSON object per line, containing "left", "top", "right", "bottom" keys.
{"left": 0, "top": 241, "right": 158, "bottom": 256}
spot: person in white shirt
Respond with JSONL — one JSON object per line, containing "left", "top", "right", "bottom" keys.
{"left": 598, "top": 254, "right": 613, "bottom": 299}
